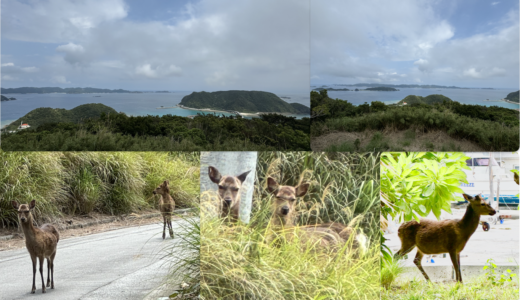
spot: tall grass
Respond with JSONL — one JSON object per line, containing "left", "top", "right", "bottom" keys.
{"left": 200, "top": 152, "right": 381, "bottom": 299}
{"left": 0, "top": 151, "right": 200, "bottom": 226}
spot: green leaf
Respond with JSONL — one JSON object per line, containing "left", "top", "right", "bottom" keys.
{"left": 422, "top": 183, "right": 435, "bottom": 197}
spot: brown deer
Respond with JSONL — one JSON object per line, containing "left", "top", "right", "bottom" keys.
{"left": 395, "top": 194, "right": 496, "bottom": 283}
{"left": 266, "top": 177, "right": 367, "bottom": 252}
{"left": 12, "top": 200, "right": 59, "bottom": 294}
{"left": 208, "top": 166, "right": 251, "bottom": 222}
{"left": 153, "top": 180, "right": 175, "bottom": 239}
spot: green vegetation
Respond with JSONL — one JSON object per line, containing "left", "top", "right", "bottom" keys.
{"left": 505, "top": 90, "right": 519, "bottom": 103}
{"left": 180, "top": 90, "right": 308, "bottom": 114}
{"left": 313, "top": 87, "right": 350, "bottom": 91}
{"left": 1, "top": 112, "right": 310, "bottom": 151}
{"left": 201, "top": 152, "right": 380, "bottom": 299}
{"left": 1, "top": 87, "right": 138, "bottom": 94}
{"left": 3, "top": 103, "right": 118, "bottom": 131}
{"left": 381, "top": 275, "right": 518, "bottom": 300}
{"left": 311, "top": 90, "right": 519, "bottom": 151}
{"left": 337, "top": 83, "right": 468, "bottom": 89}
{"left": 0, "top": 151, "right": 200, "bottom": 226}
{"left": 1, "top": 95, "right": 16, "bottom": 101}
{"left": 365, "top": 87, "right": 398, "bottom": 91}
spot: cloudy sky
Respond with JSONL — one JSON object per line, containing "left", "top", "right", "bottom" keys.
{"left": 311, "top": 0, "right": 519, "bottom": 88}
{"left": 1, "top": 0, "right": 309, "bottom": 92}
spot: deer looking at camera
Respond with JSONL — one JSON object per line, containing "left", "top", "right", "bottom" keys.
{"left": 266, "top": 177, "right": 367, "bottom": 252}
{"left": 395, "top": 194, "right": 496, "bottom": 283}
{"left": 153, "top": 180, "right": 175, "bottom": 239}
{"left": 12, "top": 200, "right": 59, "bottom": 294}
{"left": 208, "top": 166, "right": 251, "bottom": 223}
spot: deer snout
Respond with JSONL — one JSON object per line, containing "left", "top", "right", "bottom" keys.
{"left": 153, "top": 190, "right": 157, "bottom": 195}
{"left": 281, "top": 206, "right": 290, "bottom": 215}
{"left": 20, "top": 217, "right": 27, "bottom": 222}
{"left": 224, "top": 198, "right": 232, "bottom": 206}
{"left": 489, "top": 210, "right": 496, "bottom": 216}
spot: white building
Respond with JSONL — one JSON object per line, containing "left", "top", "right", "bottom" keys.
{"left": 18, "top": 121, "right": 30, "bottom": 130}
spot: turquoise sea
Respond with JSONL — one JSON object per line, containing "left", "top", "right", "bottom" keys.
{"left": 1, "top": 91, "right": 310, "bottom": 128}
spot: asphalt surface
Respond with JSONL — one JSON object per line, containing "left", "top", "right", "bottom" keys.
{"left": 0, "top": 218, "right": 197, "bottom": 300}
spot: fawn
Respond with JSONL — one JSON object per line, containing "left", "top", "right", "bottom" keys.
{"left": 12, "top": 200, "right": 59, "bottom": 294}
{"left": 395, "top": 194, "right": 496, "bottom": 283}
{"left": 266, "top": 177, "right": 366, "bottom": 252}
{"left": 153, "top": 180, "right": 175, "bottom": 239}
{"left": 208, "top": 166, "right": 251, "bottom": 222}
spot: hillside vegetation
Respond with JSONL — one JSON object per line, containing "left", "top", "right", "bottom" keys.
{"left": 506, "top": 90, "right": 519, "bottom": 103}
{"left": 4, "top": 103, "right": 118, "bottom": 131}
{"left": 180, "top": 90, "right": 308, "bottom": 114}
{"left": 1, "top": 112, "right": 310, "bottom": 151}
{"left": 311, "top": 90, "right": 519, "bottom": 151}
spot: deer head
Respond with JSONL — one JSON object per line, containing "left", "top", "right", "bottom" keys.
{"left": 267, "top": 177, "right": 310, "bottom": 226}
{"left": 153, "top": 180, "right": 170, "bottom": 196}
{"left": 12, "top": 200, "right": 36, "bottom": 224}
{"left": 208, "top": 166, "right": 251, "bottom": 216}
{"left": 463, "top": 194, "right": 496, "bottom": 216}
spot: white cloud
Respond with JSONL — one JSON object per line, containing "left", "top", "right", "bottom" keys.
{"left": 1, "top": 62, "right": 40, "bottom": 74}
{"left": 51, "top": 75, "right": 71, "bottom": 84}
{"left": 134, "top": 64, "right": 182, "bottom": 79}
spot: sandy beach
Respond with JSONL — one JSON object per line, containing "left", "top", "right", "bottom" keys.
{"left": 177, "top": 104, "right": 300, "bottom": 117}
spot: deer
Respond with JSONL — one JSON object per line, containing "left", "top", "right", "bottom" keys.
{"left": 266, "top": 177, "right": 367, "bottom": 252}
{"left": 394, "top": 194, "right": 496, "bottom": 283}
{"left": 11, "top": 200, "right": 59, "bottom": 294}
{"left": 208, "top": 166, "right": 251, "bottom": 223}
{"left": 153, "top": 180, "right": 175, "bottom": 239}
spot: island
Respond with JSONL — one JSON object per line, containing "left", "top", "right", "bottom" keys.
{"left": 505, "top": 90, "right": 519, "bottom": 103}
{"left": 332, "top": 83, "right": 483, "bottom": 89}
{"left": 2, "top": 103, "right": 117, "bottom": 131}
{"left": 1, "top": 95, "right": 16, "bottom": 101}
{"left": 397, "top": 94, "right": 453, "bottom": 105}
{"left": 179, "top": 90, "right": 310, "bottom": 114}
{"left": 1, "top": 87, "right": 141, "bottom": 94}
{"left": 364, "top": 87, "right": 398, "bottom": 91}
{"left": 313, "top": 88, "right": 350, "bottom": 91}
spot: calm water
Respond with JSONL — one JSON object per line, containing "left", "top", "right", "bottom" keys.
{"left": 1, "top": 91, "right": 310, "bottom": 128}
{"left": 326, "top": 87, "right": 519, "bottom": 109}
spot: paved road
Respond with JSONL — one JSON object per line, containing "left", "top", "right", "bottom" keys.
{"left": 0, "top": 218, "right": 197, "bottom": 300}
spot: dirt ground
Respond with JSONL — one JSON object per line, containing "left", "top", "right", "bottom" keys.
{"left": 311, "top": 129, "right": 486, "bottom": 152}
{"left": 0, "top": 210, "right": 189, "bottom": 251}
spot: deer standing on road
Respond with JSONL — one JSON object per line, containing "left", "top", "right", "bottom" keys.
{"left": 153, "top": 180, "right": 175, "bottom": 239}
{"left": 394, "top": 194, "right": 496, "bottom": 283}
{"left": 12, "top": 200, "right": 59, "bottom": 294}
{"left": 208, "top": 166, "right": 251, "bottom": 223}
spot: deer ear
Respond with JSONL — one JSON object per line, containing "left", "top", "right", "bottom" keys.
{"left": 11, "top": 201, "right": 19, "bottom": 210}
{"left": 163, "top": 180, "right": 169, "bottom": 186}
{"left": 267, "top": 177, "right": 279, "bottom": 194}
{"left": 236, "top": 170, "right": 251, "bottom": 184}
{"left": 295, "top": 183, "right": 310, "bottom": 197}
{"left": 29, "top": 200, "right": 36, "bottom": 209}
{"left": 462, "top": 194, "right": 473, "bottom": 201}
{"left": 208, "top": 166, "right": 222, "bottom": 184}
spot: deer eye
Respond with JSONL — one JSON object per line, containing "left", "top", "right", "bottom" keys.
{"left": 231, "top": 187, "right": 239, "bottom": 192}
{"left": 218, "top": 185, "right": 224, "bottom": 189}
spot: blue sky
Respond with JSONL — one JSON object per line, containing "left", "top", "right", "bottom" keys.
{"left": 1, "top": 0, "right": 309, "bottom": 93}
{"left": 311, "top": 0, "right": 519, "bottom": 88}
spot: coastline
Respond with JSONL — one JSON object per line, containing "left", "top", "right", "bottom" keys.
{"left": 176, "top": 104, "right": 302, "bottom": 117}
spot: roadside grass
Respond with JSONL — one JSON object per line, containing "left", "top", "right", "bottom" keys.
{"left": 381, "top": 275, "right": 519, "bottom": 300}
{"left": 200, "top": 152, "right": 381, "bottom": 299}
{"left": 0, "top": 151, "right": 200, "bottom": 225}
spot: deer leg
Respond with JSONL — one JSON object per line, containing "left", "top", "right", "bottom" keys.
{"left": 31, "top": 255, "right": 36, "bottom": 294}
{"left": 413, "top": 250, "right": 430, "bottom": 281}
{"left": 456, "top": 253, "right": 462, "bottom": 283}
{"left": 39, "top": 256, "right": 46, "bottom": 293}
{"left": 449, "top": 251, "right": 461, "bottom": 283}
{"left": 46, "top": 258, "right": 50, "bottom": 287}
{"left": 168, "top": 217, "right": 174, "bottom": 238}
{"left": 394, "top": 240, "right": 416, "bottom": 260}
{"left": 162, "top": 216, "right": 166, "bottom": 240}
{"left": 50, "top": 252, "right": 56, "bottom": 289}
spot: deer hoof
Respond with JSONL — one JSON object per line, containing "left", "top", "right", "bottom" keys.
{"left": 31, "top": 290, "right": 35, "bottom": 294}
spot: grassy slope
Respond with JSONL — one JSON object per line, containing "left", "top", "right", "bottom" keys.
{"left": 180, "top": 90, "right": 302, "bottom": 113}
{"left": 5, "top": 103, "right": 117, "bottom": 131}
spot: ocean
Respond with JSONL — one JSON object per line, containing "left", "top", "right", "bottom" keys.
{"left": 1, "top": 91, "right": 310, "bottom": 128}
{"left": 325, "top": 87, "right": 519, "bottom": 109}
